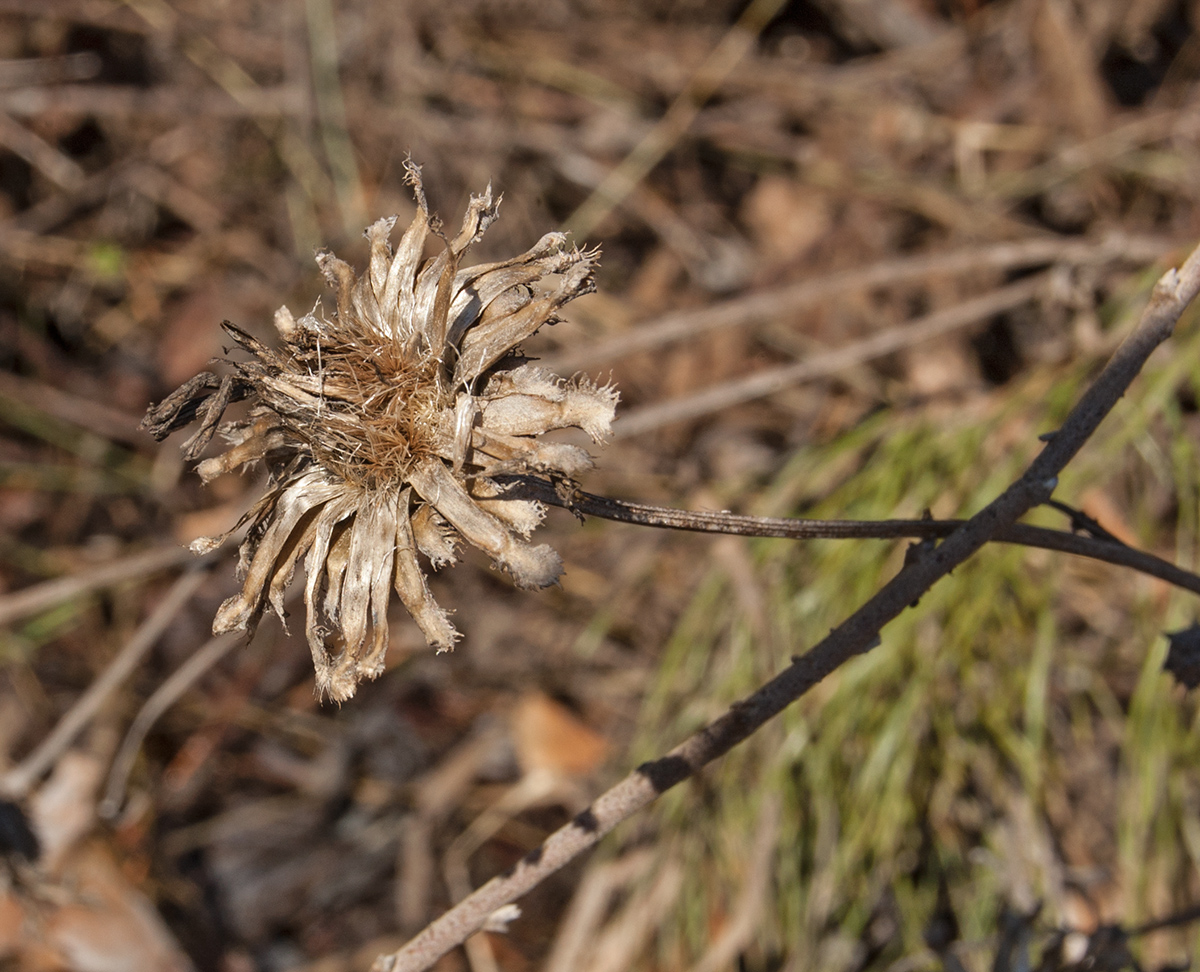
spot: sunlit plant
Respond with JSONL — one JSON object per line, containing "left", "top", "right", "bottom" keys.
{"left": 144, "top": 162, "right": 616, "bottom": 701}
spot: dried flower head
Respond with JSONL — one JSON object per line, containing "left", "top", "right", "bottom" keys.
{"left": 143, "top": 162, "right": 616, "bottom": 701}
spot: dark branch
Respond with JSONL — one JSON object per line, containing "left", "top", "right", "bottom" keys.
{"left": 503, "top": 478, "right": 1200, "bottom": 598}
{"left": 376, "top": 243, "right": 1200, "bottom": 972}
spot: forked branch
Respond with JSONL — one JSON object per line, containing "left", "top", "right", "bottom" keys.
{"left": 374, "top": 242, "right": 1200, "bottom": 972}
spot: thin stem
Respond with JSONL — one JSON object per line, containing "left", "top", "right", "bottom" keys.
{"left": 0, "top": 564, "right": 211, "bottom": 799}
{"left": 99, "top": 631, "right": 241, "bottom": 820}
{"left": 503, "top": 478, "right": 1200, "bottom": 597}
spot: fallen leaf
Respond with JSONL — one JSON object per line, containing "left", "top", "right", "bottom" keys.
{"left": 511, "top": 692, "right": 609, "bottom": 778}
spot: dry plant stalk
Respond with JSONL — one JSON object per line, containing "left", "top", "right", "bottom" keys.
{"left": 377, "top": 242, "right": 1200, "bottom": 972}
{"left": 143, "top": 161, "right": 616, "bottom": 701}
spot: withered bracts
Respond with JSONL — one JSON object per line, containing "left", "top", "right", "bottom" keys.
{"left": 144, "top": 162, "right": 616, "bottom": 700}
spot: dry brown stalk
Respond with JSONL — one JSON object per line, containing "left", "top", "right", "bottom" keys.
{"left": 372, "top": 240, "right": 1200, "bottom": 972}
{"left": 538, "top": 233, "right": 1170, "bottom": 375}
{"left": 0, "top": 565, "right": 212, "bottom": 799}
{"left": 512, "top": 481, "right": 1200, "bottom": 598}
{"left": 612, "top": 273, "right": 1048, "bottom": 437}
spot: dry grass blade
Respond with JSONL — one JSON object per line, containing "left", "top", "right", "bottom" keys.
{"left": 613, "top": 274, "right": 1048, "bottom": 437}
{"left": 0, "top": 565, "right": 211, "bottom": 799}
{"left": 539, "top": 234, "right": 1170, "bottom": 376}
{"left": 0, "top": 545, "right": 207, "bottom": 628}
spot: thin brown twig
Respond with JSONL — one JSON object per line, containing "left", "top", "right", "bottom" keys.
{"left": 373, "top": 241, "right": 1200, "bottom": 972}
{"left": 508, "top": 480, "right": 1200, "bottom": 597}
{"left": 0, "top": 544, "right": 211, "bottom": 628}
{"left": 0, "top": 564, "right": 212, "bottom": 799}
{"left": 99, "top": 631, "right": 241, "bottom": 820}
{"left": 538, "top": 232, "right": 1170, "bottom": 376}
{"left": 612, "top": 273, "right": 1048, "bottom": 437}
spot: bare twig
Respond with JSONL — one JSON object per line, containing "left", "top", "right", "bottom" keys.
{"left": 99, "top": 631, "right": 241, "bottom": 819}
{"left": 540, "top": 233, "right": 1170, "bottom": 376}
{"left": 0, "top": 565, "right": 211, "bottom": 799}
{"left": 612, "top": 273, "right": 1048, "bottom": 437}
{"left": 561, "top": 0, "right": 787, "bottom": 241}
{"left": 373, "top": 242, "right": 1200, "bottom": 972}
{"left": 0, "top": 545, "right": 209, "bottom": 628}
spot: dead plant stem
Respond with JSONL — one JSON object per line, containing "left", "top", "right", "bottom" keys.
{"left": 0, "top": 564, "right": 211, "bottom": 798}
{"left": 508, "top": 480, "right": 1200, "bottom": 597}
{"left": 539, "top": 232, "right": 1170, "bottom": 376}
{"left": 373, "top": 241, "right": 1200, "bottom": 972}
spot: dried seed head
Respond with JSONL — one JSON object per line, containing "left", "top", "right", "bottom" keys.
{"left": 143, "top": 161, "right": 616, "bottom": 701}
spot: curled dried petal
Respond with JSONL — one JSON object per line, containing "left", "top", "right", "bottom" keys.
{"left": 394, "top": 495, "right": 459, "bottom": 651}
{"left": 411, "top": 504, "right": 458, "bottom": 568}
{"left": 408, "top": 459, "right": 562, "bottom": 589}
{"left": 470, "top": 478, "right": 546, "bottom": 538}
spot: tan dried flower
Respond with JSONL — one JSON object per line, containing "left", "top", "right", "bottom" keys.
{"left": 143, "top": 162, "right": 616, "bottom": 701}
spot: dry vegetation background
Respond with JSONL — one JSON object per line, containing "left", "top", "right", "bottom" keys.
{"left": 2, "top": 0, "right": 1200, "bottom": 970}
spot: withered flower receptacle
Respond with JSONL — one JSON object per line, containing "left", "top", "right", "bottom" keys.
{"left": 143, "top": 162, "right": 616, "bottom": 701}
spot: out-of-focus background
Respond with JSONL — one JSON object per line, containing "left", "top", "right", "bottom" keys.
{"left": 2, "top": 0, "right": 1200, "bottom": 969}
